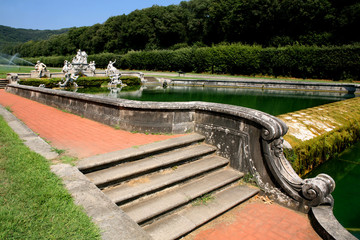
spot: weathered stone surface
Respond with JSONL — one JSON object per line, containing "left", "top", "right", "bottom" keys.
{"left": 51, "top": 164, "right": 152, "bottom": 240}
{"left": 77, "top": 133, "right": 205, "bottom": 172}
{"left": 103, "top": 155, "right": 229, "bottom": 205}
{"left": 170, "top": 79, "right": 360, "bottom": 94}
{"left": 85, "top": 144, "right": 216, "bottom": 187}
{"left": 123, "top": 169, "right": 243, "bottom": 224}
{"left": 144, "top": 185, "right": 259, "bottom": 240}
{"left": 310, "top": 206, "right": 357, "bottom": 240}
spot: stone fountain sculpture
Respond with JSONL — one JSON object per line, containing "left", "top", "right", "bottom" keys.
{"left": 59, "top": 50, "right": 91, "bottom": 87}
{"left": 89, "top": 61, "right": 96, "bottom": 76}
{"left": 32, "top": 60, "right": 49, "bottom": 78}
{"left": 71, "top": 49, "right": 89, "bottom": 75}
{"left": 106, "top": 60, "right": 119, "bottom": 76}
{"left": 106, "top": 60, "right": 123, "bottom": 87}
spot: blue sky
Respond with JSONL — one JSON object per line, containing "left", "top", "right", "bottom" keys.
{"left": 0, "top": 0, "right": 187, "bottom": 30}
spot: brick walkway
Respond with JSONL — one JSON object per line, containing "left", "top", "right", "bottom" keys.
{"left": 0, "top": 89, "right": 322, "bottom": 239}
{"left": 185, "top": 198, "right": 321, "bottom": 240}
{"left": 0, "top": 89, "right": 179, "bottom": 158}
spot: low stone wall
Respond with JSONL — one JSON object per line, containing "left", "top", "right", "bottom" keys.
{"left": 170, "top": 79, "right": 360, "bottom": 94}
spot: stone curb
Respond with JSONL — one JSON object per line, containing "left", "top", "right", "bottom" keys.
{"left": 51, "top": 164, "right": 152, "bottom": 240}
{"left": 169, "top": 79, "right": 360, "bottom": 94}
{"left": 0, "top": 104, "right": 58, "bottom": 160}
{"left": 309, "top": 206, "right": 357, "bottom": 240}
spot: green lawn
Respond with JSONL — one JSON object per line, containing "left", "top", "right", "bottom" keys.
{"left": 0, "top": 115, "right": 101, "bottom": 239}
{"left": 0, "top": 65, "right": 62, "bottom": 78}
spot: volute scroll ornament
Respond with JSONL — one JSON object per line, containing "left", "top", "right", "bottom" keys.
{"left": 302, "top": 173, "right": 335, "bottom": 207}
{"left": 261, "top": 132, "right": 335, "bottom": 208}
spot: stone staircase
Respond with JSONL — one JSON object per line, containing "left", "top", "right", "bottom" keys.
{"left": 0, "top": 79, "right": 8, "bottom": 89}
{"left": 77, "top": 133, "right": 259, "bottom": 240}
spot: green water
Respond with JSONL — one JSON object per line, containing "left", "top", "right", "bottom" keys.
{"left": 75, "top": 86, "right": 354, "bottom": 115}
{"left": 306, "top": 143, "right": 360, "bottom": 238}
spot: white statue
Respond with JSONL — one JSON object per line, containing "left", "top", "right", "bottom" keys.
{"left": 108, "top": 73, "right": 122, "bottom": 86}
{"left": 62, "top": 60, "right": 73, "bottom": 73}
{"left": 58, "top": 73, "right": 79, "bottom": 88}
{"left": 89, "top": 61, "right": 96, "bottom": 75}
{"left": 106, "top": 60, "right": 118, "bottom": 76}
{"left": 72, "top": 49, "right": 88, "bottom": 64}
{"left": 34, "top": 60, "right": 47, "bottom": 78}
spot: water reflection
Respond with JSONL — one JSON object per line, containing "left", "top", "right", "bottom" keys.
{"left": 306, "top": 142, "right": 360, "bottom": 238}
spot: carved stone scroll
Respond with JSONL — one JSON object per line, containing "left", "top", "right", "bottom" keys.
{"left": 261, "top": 133, "right": 335, "bottom": 208}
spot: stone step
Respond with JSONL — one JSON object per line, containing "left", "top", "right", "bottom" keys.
{"left": 123, "top": 168, "right": 244, "bottom": 224}
{"left": 85, "top": 144, "right": 216, "bottom": 188}
{"left": 103, "top": 155, "right": 229, "bottom": 205}
{"left": 144, "top": 185, "right": 259, "bottom": 240}
{"left": 77, "top": 133, "right": 205, "bottom": 173}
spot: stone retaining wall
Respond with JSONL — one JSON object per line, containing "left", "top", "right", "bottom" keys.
{"left": 170, "top": 79, "right": 360, "bottom": 94}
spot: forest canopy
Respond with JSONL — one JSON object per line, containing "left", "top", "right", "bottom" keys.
{"left": 1, "top": 0, "right": 360, "bottom": 57}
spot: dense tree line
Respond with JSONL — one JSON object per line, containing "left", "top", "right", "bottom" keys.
{"left": 0, "top": 25, "right": 68, "bottom": 50}
{"left": 2, "top": 0, "right": 360, "bottom": 57}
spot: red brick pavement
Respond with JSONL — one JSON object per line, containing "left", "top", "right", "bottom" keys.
{"left": 0, "top": 89, "right": 180, "bottom": 158}
{"left": 186, "top": 200, "right": 321, "bottom": 240}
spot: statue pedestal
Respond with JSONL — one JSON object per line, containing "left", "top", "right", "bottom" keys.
{"left": 31, "top": 70, "right": 50, "bottom": 78}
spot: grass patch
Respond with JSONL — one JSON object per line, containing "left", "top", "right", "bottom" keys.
{"left": 0, "top": 115, "right": 101, "bottom": 239}
{"left": 59, "top": 155, "right": 78, "bottom": 166}
{"left": 192, "top": 193, "right": 214, "bottom": 206}
{"left": 241, "top": 172, "right": 257, "bottom": 185}
{"left": 4, "top": 106, "right": 13, "bottom": 113}
{"left": 51, "top": 147, "right": 66, "bottom": 155}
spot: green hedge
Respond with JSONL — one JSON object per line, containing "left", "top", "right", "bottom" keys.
{"left": 120, "top": 44, "right": 360, "bottom": 80}
{"left": 25, "top": 44, "right": 360, "bottom": 80}
{"left": 19, "top": 76, "right": 141, "bottom": 88}
{"left": 120, "top": 76, "right": 141, "bottom": 86}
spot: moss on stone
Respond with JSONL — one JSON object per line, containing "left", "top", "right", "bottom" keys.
{"left": 279, "top": 97, "right": 360, "bottom": 176}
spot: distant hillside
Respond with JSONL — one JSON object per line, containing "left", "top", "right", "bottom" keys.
{"left": 0, "top": 25, "right": 69, "bottom": 47}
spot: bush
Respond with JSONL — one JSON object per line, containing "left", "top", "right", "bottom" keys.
{"left": 19, "top": 78, "right": 59, "bottom": 88}
{"left": 19, "top": 76, "right": 141, "bottom": 88}
{"left": 120, "top": 76, "right": 141, "bottom": 86}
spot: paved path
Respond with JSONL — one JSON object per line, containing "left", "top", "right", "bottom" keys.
{"left": 185, "top": 198, "right": 321, "bottom": 240}
{"left": 0, "top": 89, "right": 179, "bottom": 158}
{"left": 0, "top": 89, "right": 321, "bottom": 239}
